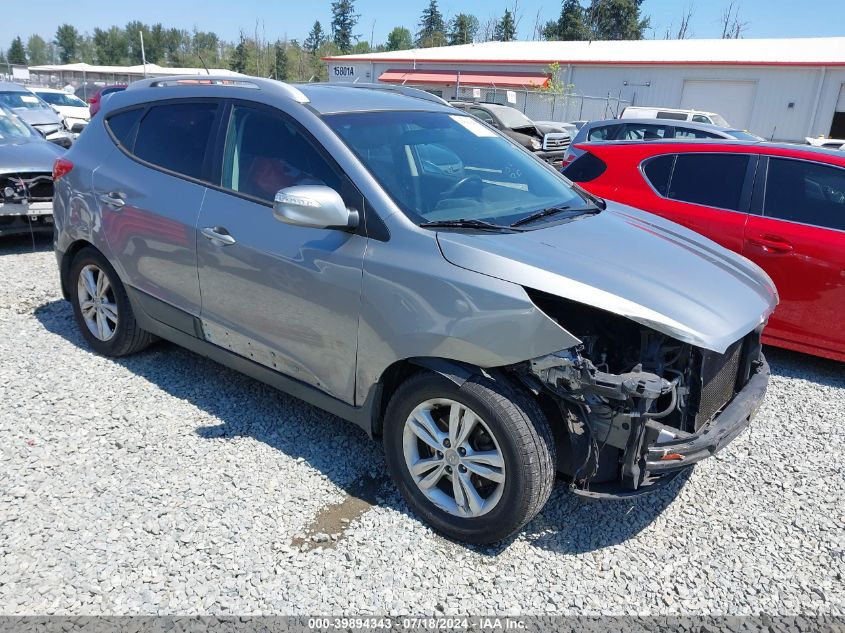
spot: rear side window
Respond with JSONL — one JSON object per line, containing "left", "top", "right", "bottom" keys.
{"left": 657, "top": 111, "right": 688, "bottom": 121}
{"left": 621, "top": 124, "right": 670, "bottom": 140}
{"left": 691, "top": 115, "right": 711, "bottom": 124}
{"left": 133, "top": 102, "right": 218, "bottom": 180}
{"left": 105, "top": 108, "right": 144, "bottom": 148}
{"left": 764, "top": 158, "right": 845, "bottom": 231}
{"left": 642, "top": 155, "right": 675, "bottom": 196}
{"left": 668, "top": 154, "right": 750, "bottom": 211}
{"left": 675, "top": 127, "right": 722, "bottom": 140}
{"left": 587, "top": 125, "right": 619, "bottom": 141}
{"left": 563, "top": 152, "right": 607, "bottom": 183}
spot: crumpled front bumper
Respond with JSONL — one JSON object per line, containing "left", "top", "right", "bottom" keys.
{"left": 576, "top": 356, "right": 770, "bottom": 499}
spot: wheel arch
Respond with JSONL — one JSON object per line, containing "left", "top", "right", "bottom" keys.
{"left": 60, "top": 239, "right": 98, "bottom": 299}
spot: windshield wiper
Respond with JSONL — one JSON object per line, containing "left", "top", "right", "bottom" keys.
{"left": 510, "top": 204, "right": 601, "bottom": 228}
{"left": 419, "top": 218, "right": 515, "bottom": 231}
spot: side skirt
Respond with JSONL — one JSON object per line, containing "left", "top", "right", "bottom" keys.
{"left": 124, "top": 286, "right": 377, "bottom": 436}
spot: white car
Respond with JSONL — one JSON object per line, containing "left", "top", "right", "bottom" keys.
{"left": 620, "top": 106, "right": 730, "bottom": 127}
{"left": 28, "top": 87, "right": 90, "bottom": 134}
{"left": 805, "top": 136, "right": 845, "bottom": 150}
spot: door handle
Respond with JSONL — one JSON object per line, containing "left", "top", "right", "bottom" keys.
{"left": 98, "top": 191, "right": 125, "bottom": 208}
{"left": 201, "top": 226, "right": 236, "bottom": 246}
{"left": 747, "top": 234, "right": 793, "bottom": 254}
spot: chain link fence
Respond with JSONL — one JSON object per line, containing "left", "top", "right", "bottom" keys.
{"left": 455, "top": 86, "right": 631, "bottom": 123}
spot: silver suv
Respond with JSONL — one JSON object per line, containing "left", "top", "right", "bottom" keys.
{"left": 52, "top": 77, "right": 777, "bottom": 544}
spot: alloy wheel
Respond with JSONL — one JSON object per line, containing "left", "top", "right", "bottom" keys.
{"left": 77, "top": 264, "right": 118, "bottom": 341}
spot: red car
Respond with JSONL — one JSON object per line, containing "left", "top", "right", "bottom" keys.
{"left": 564, "top": 140, "right": 845, "bottom": 362}
{"left": 87, "top": 84, "right": 127, "bottom": 117}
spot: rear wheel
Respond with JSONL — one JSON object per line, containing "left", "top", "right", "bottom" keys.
{"left": 383, "top": 371, "right": 556, "bottom": 544}
{"left": 69, "top": 247, "right": 154, "bottom": 357}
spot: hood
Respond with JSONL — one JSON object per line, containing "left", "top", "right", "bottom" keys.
{"left": 436, "top": 203, "right": 778, "bottom": 353}
{"left": 0, "top": 138, "right": 64, "bottom": 173}
{"left": 13, "top": 107, "right": 63, "bottom": 127}
{"left": 51, "top": 105, "right": 90, "bottom": 121}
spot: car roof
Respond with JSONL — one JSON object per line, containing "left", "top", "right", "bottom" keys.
{"left": 577, "top": 138, "right": 845, "bottom": 162}
{"left": 0, "top": 81, "right": 27, "bottom": 93}
{"left": 110, "top": 76, "right": 456, "bottom": 116}
{"left": 450, "top": 101, "right": 517, "bottom": 112}
{"left": 29, "top": 86, "right": 64, "bottom": 93}
{"left": 583, "top": 117, "right": 734, "bottom": 132}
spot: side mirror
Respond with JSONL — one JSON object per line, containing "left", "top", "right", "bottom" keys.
{"left": 70, "top": 122, "right": 85, "bottom": 133}
{"left": 273, "top": 185, "right": 359, "bottom": 230}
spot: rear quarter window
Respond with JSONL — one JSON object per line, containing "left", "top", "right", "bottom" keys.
{"left": 105, "top": 108, "right": 144, "bottom": 149}
{"left": 563, "top": 152, "right": 607, "bottom": 183}
{"left": 642, "top": 154, "right": 675, "bottom": 196}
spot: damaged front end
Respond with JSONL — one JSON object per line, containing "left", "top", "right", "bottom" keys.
{"left": 514, "top": 292, "right": 770, "bottom": 498}
{"left": 0, "top": 172, "right": 55, "bottom": 236}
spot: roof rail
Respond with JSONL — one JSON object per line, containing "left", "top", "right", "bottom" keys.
{"left": 126, "top": 75, "right": 310, "bottom": 104}
{"left": 343, "top": 82, "right": 450, "bottom": 106}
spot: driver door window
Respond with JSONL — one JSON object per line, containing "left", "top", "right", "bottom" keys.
{"left": 221, "top": 104, "right": 343, "bottom": 203}
{"left": 468, "top": 108, "right": 496, "bottom": 127}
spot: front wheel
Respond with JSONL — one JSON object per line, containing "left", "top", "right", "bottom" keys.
{"left": 383, "top": 371, "right": 556, "bottom": 544}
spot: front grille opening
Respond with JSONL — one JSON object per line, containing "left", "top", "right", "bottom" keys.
{"left": 692, "top": 339, "right": 744, "bottom": 430}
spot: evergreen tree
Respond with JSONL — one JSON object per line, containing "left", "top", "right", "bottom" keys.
{"left": 230, "top": 34, "right": 249, "bottom": 74}
{"left": 588, "top": 0, "right": 650, "bottom": 40}
{"left": 273, "top": 40, "right": 288, "bottom": 80}
{"left": 493, "top": 10, "right": 517, "bottom": 42}
{"left": 7, "top": 37, "right": 26, "bottom": 64}
{"left": 93, "top": 27, "right": 127, "bottom": 65}
{"left": 26, "top": 35, "right": 49, "bottom": 65}
{"left": 416, "top": 0, "right": 446, "bottom": 48}
{"left": 54, "top": 24, "right": 79, "bottom": 63}
{"left": 331, "top": 0, "right": 359, "bottom": 54}
{"left": 304, "top": 21, "right": 326, "bottom": 55}
{"left": 385, "top": 26, "right": 413, "bottom": 51}
{"left": 448, "top": 14, "right": 479, "bottom": 46}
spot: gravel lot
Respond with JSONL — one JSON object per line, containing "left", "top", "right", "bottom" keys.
{"left": 1, "top": 235, "right": 843, "bottom": 616}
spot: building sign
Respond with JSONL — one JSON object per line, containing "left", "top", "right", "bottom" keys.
{"left": 330, "top": 64, "right": 369, "bottom": 82}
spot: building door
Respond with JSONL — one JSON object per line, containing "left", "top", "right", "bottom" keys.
{"left": 830, "top": 84, "right": 845, "bottom": 138}
{"left": 680, "top": 80, "right": 757, "bottom": 130}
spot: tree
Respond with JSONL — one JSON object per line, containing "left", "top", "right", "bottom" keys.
{"left": 665, "top": 3, "right": 694, "bottom": 39}
{"left": 26, "top": 35, "right": 49, "bottom": 65}
{"left": 493, "top": 10, "right": 517, "bottom": 41}
{"left": 588, "top": 0, "right": 650, "bottom": 40}
{"left": 448, "top": 14, "right": 479, "bottom": 46}
{"left": 7, "top": 37, "right": 26, "bottom": 64}
{"left": 544, "top": 0, "right": 590, "bottom": 41}
{"left": 304, "top": 21, "right": 326, "bottom": 55}
{"left": 54, "top": 24, "right": 79, "bottom": 63}
{"left": 416, "top": 0, "right": 446, "bottom": 47}
{"left": 230, "top": 33, "right": 249, "bottom": 73}
{"left": 720, "top": 1, "right": 749, "bottom": 39}
{"left": 331, "top": 0, "right": 359, "bottom": 54}
{"left": 93, "top": 27, "right": 127, "bottom": 65}
{"left": 272, "top": 40, "right": 288, "bottom": 80}
{"left": 385, "top": 26, "right": 413, "bottom": 51}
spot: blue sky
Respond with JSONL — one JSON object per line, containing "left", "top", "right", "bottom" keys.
{"left": 2, "top": 0, "right": 844, "bottom": 52}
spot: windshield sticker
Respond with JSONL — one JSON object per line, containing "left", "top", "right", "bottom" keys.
{"left": 21, "top": 95, "right": 40, "bottom": 103}
{"left": 450, "top": 115, "right": 497, "bottom": 138}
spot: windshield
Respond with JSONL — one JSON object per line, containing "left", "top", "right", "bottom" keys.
{"left": 711, "top": 114, "right": 730, "bottom": 127}
{"left": 728, "top": 129, "right": 764, "bottom": 141}
{"left": 0, "top": 91, "right": 50, "bottom": 111}
{"left": 0, "top": 106, "right": 36, "bottom": 141}
{"left": 491, "top": 106, "right": 534, "bottom": 129}
{"left": 35, "top": 91, "right": 87, "bottom": 108}
{"left": 325, "top": 110, "right": 588, "bottom": 226}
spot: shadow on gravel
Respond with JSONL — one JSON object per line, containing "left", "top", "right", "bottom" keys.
{"left": 0, "top": 233, "right": 53, "bottom": 255}
{"left": 37, "top": 296, "right": 703, "bottom": 556}
{"left": 764, "top": 346, "right": 845, "bottom": 389}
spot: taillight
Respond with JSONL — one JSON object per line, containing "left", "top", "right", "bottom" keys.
{"left": 53, "top": 157, "right": 74, "bottom": 182}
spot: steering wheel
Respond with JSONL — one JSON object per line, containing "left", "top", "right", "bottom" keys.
{"left": 442, "top": 175, "right": 483, "bottom": 198}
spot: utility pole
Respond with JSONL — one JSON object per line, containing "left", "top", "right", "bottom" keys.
{"left": 140, "top": 30, "right": 147, "bottom": 77}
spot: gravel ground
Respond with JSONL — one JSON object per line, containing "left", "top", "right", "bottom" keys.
{"left": 1, "top": 235, "right": 843, "bottom": 616}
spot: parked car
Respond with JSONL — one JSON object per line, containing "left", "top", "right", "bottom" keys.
{"left": 0, "top": 82, "right": 74, "bottom": 148}
{"left": 620, "top": 106, "right": 730, "bottom": 127}
{"left": 28, "top": 86, "right": 90, "bottom": 134}
{"left": 450, "top": 101, "right": 570, "bottom": 165}
{"left": 563, "top": 139, "right": 845, "bottom": 362}
{"left": 0, "top": 105, "right": 64, "bottom": 237}
{"left": 563, "top": 118, "right": 763, "bottom": 168}
{"left": 86, "top": 84, "right": 128, "bottom": 117}
{"left": 805, "top": 136, "right": 845, "bottom": 150}
{"left": 53, "top": 78, "right": 776, "bottom": 543}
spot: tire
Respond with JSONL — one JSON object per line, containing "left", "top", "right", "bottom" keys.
{"left": 383, "top": 371, "right": 556, "bottom": 544}
{"left": 69, "top": 247, "right": 154, "bottom": 357}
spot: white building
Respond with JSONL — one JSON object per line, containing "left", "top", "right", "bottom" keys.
{"left": 25, "top": 62, "right": 242, "bottom": 90}
{"left": 324, "top": 37, "right": 845, "bottom": 142}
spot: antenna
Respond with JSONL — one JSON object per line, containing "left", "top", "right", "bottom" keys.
{"left": 196, "top": 52, "right": 211, "bottom": 75}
